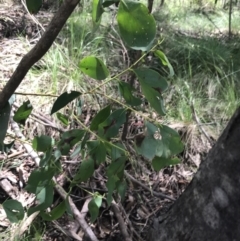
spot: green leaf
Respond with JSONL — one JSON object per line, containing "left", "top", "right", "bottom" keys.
{"left": 26, "top": 0, "right": 42, "bottom": 14}
{"left": 152, "top": 156, "right": 181, "bottom": 171}
{"left": 32, "top": 136, "right": 53, "bottom": 152}
{"left": 90, "top": 105, "right": 111, "bottom": 131}
{"left": 79, "top": 56, "right": 109, "bottom": 80}
{"left": 0, "top": 102, "right": 11, "bottom": 151}
{"left": 72, "top": 158, "right": 95, "bottom": 184}
{"left": 0, "top": 141, "right": 14, "bottom": 154}
{"left": 39, "top": 149, "right": 52, "bottom": 167}
{"left": 134, "top": 68, "right": 168, "bottom": 92}
{"left": 81, "top": 132, "right": 90, "bottom": 149}
{"left": 88, "top": 140, "right": 106, "bottom": 165}
{"left": 40, "top": 201, "right": 66, "bottom": 221}
{"left": 135, "top": 122, "right": 183, "bottom": 161}
{"left": 119, "top": 81, "right": 142, "bottom": 106}
{"left": 102, "top": 0, "right": 119, "bottom": 7}
{"left": 108, "top": 142, "right": 125, "bottom": 161}
{"left": 98, "top": 109, "right": 126, "bottom": 139}
{"left": 65, "top": 196, "right": 74, "bottom": 219}
{"left": 51, "top": 91, "right": 81, "bottom": 115}
{"left": 3, "top": 200, "right": 24, "bottom": 223}
{"left": 117, "top": 180, "right": 127, "bottom": 201}
{"left": 28, "top": 184, "right": 54, "bottom": 217}
{"left": 13, "top": 100, "right": 33, "bottom": 125}
{"left": 92, "top": 0, "right": 104, "bottom": 24}
{"left": 160, "top": 125, "right": 184, "bottom": 158}
{"left": 56, "top": 113, "right": 69, "bottom": 126}
{"left": 142, "top": 83, "right": 166, "bottom": 116}
{"left": 136, "top": 136, "right": 158, "bottom": 160}
{"left": 25, "top": 167, "right": 55, "bottom": 194}
{"left": 117, "top": 1, "right": 156, "bottom": 51}
{"left": 154, "top": 50, "right": 174, "bottom": 77}
{"left": 106, "top": 175, "right": 118, "bottom": 205}
{"left": 107, "top": 156, "right": 126, "bottom": 177}
{"left": 57, "top": 129, "right": 85, "bottom": 155}
{"left": 88, "top": 195, "right": 102, "bottom": 223}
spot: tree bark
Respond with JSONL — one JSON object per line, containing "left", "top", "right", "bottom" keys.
{"left": 149, "top": 107, "right": 240, "bottom": 241}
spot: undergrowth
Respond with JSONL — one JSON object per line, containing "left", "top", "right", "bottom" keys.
{"left": 14, "top": 1, "right": 240, "bottom": 238}
{"left": 30, "top": 0, "right": 240, "bottom": 133}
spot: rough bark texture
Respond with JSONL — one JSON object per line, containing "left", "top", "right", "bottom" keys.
{"left": 149, "top": 107, "right": 240, "bottom": 241}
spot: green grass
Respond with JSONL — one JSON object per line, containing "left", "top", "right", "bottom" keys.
{"left": 24, "top": 0, "right": 240, "bottom": 134}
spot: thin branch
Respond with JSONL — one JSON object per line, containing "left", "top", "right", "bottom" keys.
{"left": 0, "top": 0, "right": 80, "bottom": 109}
{"left": 111, "top": 201, "right": 132, "bottom": 241}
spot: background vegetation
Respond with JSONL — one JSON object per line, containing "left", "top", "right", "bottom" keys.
{"left": 1, "top": 0, "right": 240, "bottom": 240}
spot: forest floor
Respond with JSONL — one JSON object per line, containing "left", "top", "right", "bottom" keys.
{"left": 0, "top": 1, "right": 239, "bottom": 240}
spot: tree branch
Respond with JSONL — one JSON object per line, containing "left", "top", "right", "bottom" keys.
{"left": 0, "top": 0, "right": 80, "bottom": 109}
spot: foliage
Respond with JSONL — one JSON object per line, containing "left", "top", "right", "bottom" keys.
{"left": 0, "top": 0, "right": 184, "bottom": 226}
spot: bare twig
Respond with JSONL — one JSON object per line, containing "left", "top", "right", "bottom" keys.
{"left": 111, "top": 201, "right": 132, "bottom": 241}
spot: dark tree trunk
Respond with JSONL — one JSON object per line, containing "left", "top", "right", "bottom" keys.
{"left": 148, "top": 107, "right": 240, "bottom": 241}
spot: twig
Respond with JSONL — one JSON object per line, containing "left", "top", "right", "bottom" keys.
{"left": 124, "top": 170, "right": 176, "bottom": 201}
{"left": 9, "top": 113, "right": 99, "bottom": 241}
{"left": 54, "top": 183, "right": 98, "bottom": 241}
{"left": 111, "top": 201, "right": 132, "bottom": 241}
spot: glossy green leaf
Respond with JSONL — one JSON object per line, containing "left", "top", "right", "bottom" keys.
{"left": 72, "top": 158, "right": 95, "bottom": 184}
{"left": 32, "top": 135, "right": 53, "bottom": 152}
{"left": 98, "top": 109, "right": 126, "bottom": 139}
{"left": 88, "top": 140, "right": 106, "bottom": 165}
{"left": 51, "top": 91, "right": 81, "bottom": 115}
{"left": 92, "top": 0, "right": 104, "bottom": 24}
{"left": 40, "top": 201, "right": 66, "bottom": 221}
{"left": 80, "top": 56, "right": 109, "bottom": 80}
{"left": 28, "top": 184, "right": 54, "bottom": 217}
{"left": 56, "top": 113, "right": 69, "bottom": 126}
{"left": 152, "top": 156, "right": 181, "bottom": 171}
{"left": 26, "top": 0, "right": 42, "bottom": 14}
{"left": 3, "top": 200, "right": 24, "bottom": 223}
{"left": 154, "top": 50, "right": 174, "bottom": 77}
{"left": 13, "top": 100, "right": 33, "bottom": 125}
{"left": 134, "top": 68, "right": 168, "bottom": 92}
{"left": 117, "top": 1, "right": 156, "bottom": 51}
{"left": 119, "top": 81, "right": 142, "bottom": 106}
{"left": 90, "top": 105, "right": 111, "bottom": 131}
{"left": 88, "top": 195, "right": 102, "bottom": 222}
